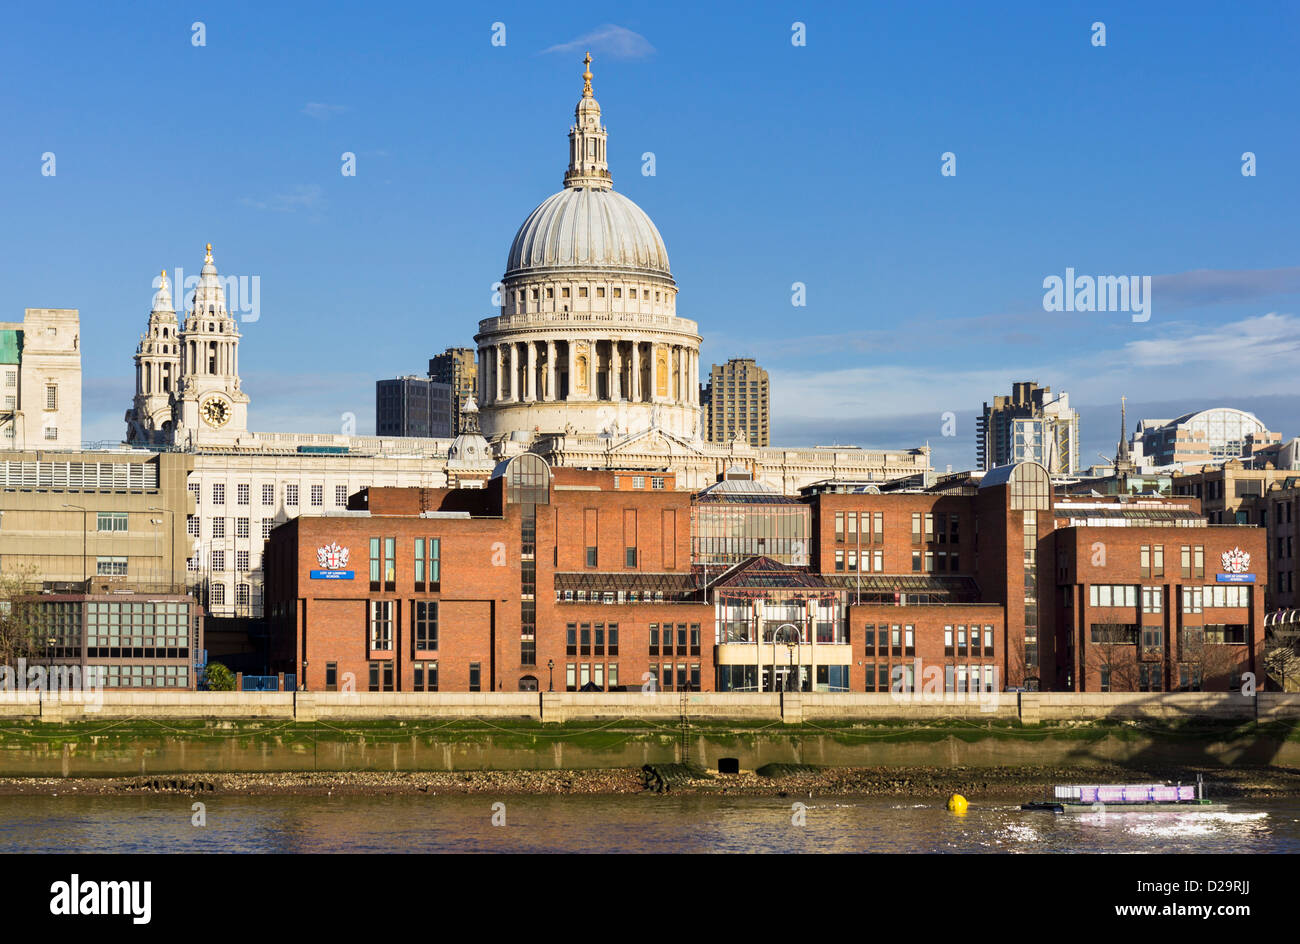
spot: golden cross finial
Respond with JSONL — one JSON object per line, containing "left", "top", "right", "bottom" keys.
{"left": 160, "top": 268, "right": 167, "bottom": 282}
{"left": 204, "top": 243, "right": 213, "bottom": 263}
{"left": 582, "top": 51, "right": 593, "bottom": 96}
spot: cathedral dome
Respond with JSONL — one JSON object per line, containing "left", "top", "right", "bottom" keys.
{"left": 505, "top": 187, "right": 671, "bottom": 279}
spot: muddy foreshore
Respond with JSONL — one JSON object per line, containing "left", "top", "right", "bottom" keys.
{"left": 0, "top": 764, "right": 1297, "bottom": 799}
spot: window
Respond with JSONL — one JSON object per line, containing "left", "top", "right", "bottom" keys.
{"left": 414, "top": 601, "right": 438, "bottom": 650}
{"left": 237, "top": 484, "right": 250, "bottom": 506}
{"left": 469, "top": 662, "right": 481, "bottom": 692}
{"left": 414, "top": 538, "right": 440, "bottom": 589}
{"left": 369, "top": 601, "right": 394, "bottom": 651}
{"left": 45, "top": 384, "right": 57, "bottom": 410}
{"left": 97, "top": 512, "right": 128, "bottom": 532}
{"left": 187, "top": 515, "right": 199, "bottom": 537}
{"left": 368, "top": 661, "right": 394, "bottom": 692}
{"left": 212, "top": 483, "right": 225, "bottom": 505}
{"left": 625, "top": 547, "right": 637, "bottom": 568}
{"left": 369, "top": 538, "right": 381, "bottom": 590}
{"left": 236, "top": 583, "right": 250, "bottom": 606}
{"left": 285, "top": 485, "right": 299, "bottom": 507}
{"left": 1141, "top": 586, "right": 1162, "bottom": 613}
{"left": 212, "top": 517, "right": 225, "bottom": 539}
{"left": 835, "top": 550, "right": 844, "bottom": 572}
{"left": 236, "top": 550, "right": 249, "bottom": 572}
{"left": 311, "top": 485, "right": 323, "bottom": 507}
{"left": 210, "top": 583, "right": 225, "bottom": 605}
{"left": 261, "top": 484, "right": 275, "bottom": 505}
{"left": 261, "top": 519, "right": 273, "bottom": 540}
{"left": 586, "top": 546, "right": 598, "bottom": 568}
{"left": 651, "top": 477, "right": 664, "bottom": 489}
{"left": 1089, "top": 584, "right": 1137, "bottom": 607}
{"left": 211, "top": 550, "right": 225, "bottom": 571}
{"left": 335, "top": 485, "right": 348, "bottom": 506}
{"left": 325, "top": 662, "right": 338, "bottom": 692}
{"left": 237, "top": 517, "right": 250, "bottom": 539}
{"left": 1182, "top": 586, "right": 1203, "bottom": 614}
{"left": 96, "top": 556, "right": 128, "bottom": 576}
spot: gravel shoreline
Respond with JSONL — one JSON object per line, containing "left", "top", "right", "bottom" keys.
{"left": 0, "top": 764, "right": 1297, "bottom": 799}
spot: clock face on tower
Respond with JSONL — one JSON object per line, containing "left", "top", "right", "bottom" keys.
{"left": 201, "top": 395, "right": 231, "bottom": 428}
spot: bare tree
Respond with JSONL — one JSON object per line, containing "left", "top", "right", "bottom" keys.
{"left": 0, "top": 565, "right": 43, "bottom": 668}
{"left": 1177, "top": 627, "right": 1246, "bottom": 691}
{"left": 1085, "top": 618, "right": 1139, "bottom": 692}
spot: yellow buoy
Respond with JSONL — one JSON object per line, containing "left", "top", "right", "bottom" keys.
{"left": 947, "top": 793, "right": 968, "bottom": 813}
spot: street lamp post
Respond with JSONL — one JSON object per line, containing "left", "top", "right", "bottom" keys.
{"left": 772, "top": 622, "right": 800, "bottom": 693}
{"left": 61, "top": 504, "right": 88, "bottom": 585}
{"left": 149, "top": 506, "right": 174, "bottom": 592}
{"left": 547, "top": 659, "right": 555, "bottom": 692}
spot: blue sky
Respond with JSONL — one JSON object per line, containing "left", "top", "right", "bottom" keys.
{"left": 2, "top": 1, "right": 1298, "bottom": 471}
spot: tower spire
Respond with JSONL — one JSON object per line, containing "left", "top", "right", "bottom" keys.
{"left": 564, "top": 52, "right": 612, "bottom": 190}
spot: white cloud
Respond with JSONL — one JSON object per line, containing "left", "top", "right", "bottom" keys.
{"left": 542, "top": 25, "right": 654, "bottom": 60}
{"left": 301, "top": 102, "right": 348, "bottom": 120}
{"left": 240, "top": 184, "right": 325, "bottom": 213}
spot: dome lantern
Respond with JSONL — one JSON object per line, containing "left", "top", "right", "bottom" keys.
{"left": 564, "top": 52, "right": 612, "bottom": 191}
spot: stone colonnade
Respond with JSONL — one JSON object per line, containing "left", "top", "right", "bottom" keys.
{"left": 478, "top": 338, "right": 699, "bottom": 407}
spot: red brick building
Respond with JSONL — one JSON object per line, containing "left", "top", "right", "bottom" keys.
{"left": 264, "top": 458, "right": 1269, "bottom": 694}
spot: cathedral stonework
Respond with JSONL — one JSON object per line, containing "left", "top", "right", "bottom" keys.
{"left": 474, "top": 54, "right": 702, "bottom": 443}
{"left": 125, "top": 244, "right": 250, "bottom": 448}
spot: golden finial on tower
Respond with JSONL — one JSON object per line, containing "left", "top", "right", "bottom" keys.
{"left": 582, "top": 51, "right": 593, "bottom": 97}
{"left": 204, "top": 242, "right": 213, "bottom": 264}
{"left": 160, "top": 268, "right": 167, "bottom": 282}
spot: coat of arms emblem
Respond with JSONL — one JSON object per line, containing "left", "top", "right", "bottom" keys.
{"left": 1220, "top": 547, "right": 1250, "bottom": 574}
{"left": 317, "top": 542, "right": 350, "bottom": 569}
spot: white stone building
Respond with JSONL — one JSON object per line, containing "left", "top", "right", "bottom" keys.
{"left": 0, "top": 308, "right": 82, "bottom": 449}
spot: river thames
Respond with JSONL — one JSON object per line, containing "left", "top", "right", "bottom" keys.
{"left": 1, "top": 794, "right": 1297, "bottom": 853}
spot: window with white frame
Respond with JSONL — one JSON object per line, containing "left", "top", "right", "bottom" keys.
{"left": 369, "top": 600, "right": 394, "bottom": 650}
{"left": 261, "top": 484, "right": 274, "bottom": 505}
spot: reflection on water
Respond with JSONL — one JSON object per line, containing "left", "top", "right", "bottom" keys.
{"left": 2, "top": 794, "right": 1297, "bottom": 853}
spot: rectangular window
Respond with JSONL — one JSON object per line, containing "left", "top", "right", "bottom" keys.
{"left": 586, "top": 546, "right": 598, "bottom": 567}
{"left": 212, "top": 483, "right": 225, "bottom": 505}
{"left": 325, "top": 662, "right": 337, "bottom": 692}
{"left": 383, "top": 537, "right": 395, "bottom": 590}
{"left": 237, "top": 483, "right": 250, "bottom": 506}
{"left": 369, "top": 537, "right": 381, "bottom": 590}
{"left": 187, "top": 515, "right": 199, "bottom": 537}
{"left": 608, "top": 623, "right": 619, "bottom": 656}
{"left": 369, "top": 600, "right": 394, "bottom": 651}
{"left": 95, "top": 556, "right": 128, "bottom": 576}
{"left": 286, "top": 485, "right": 299, "bottom": 507}
{"left": 236, "top": 550, "right": 249, "bottom": 572}
{"left": 237, "top": 517, "right": 250, "bottom": 539}
{"left": 414, "top": 601, "right": 437, "bottom": 650}
{"left": 97, "top": 511, "right": 128, "bottom": 532}
{"left": 625, "top": 547, "right": 637, "bottom": 568}
{"left": 873, "top": 513, "right": 883, "bottom": 543}
{"left": 262, "top": 484, "right": 275, "bottom": 505}
{"left": 212, "top": 516, "right": 225, "bottom": 539}
{"left": 261, "top": 519, "right": 273, "bottom": 540}
{"left": 335, "top": 485, "right": 348, "bottom": 506}
{"left": 45, "top": 384, "right": 57, "bottom": 410}
{"left": 580, "top": 623, "right": 591, "bottom": 656}
{"left": 311, "top": 485, "right": 323, "bottom": 507}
